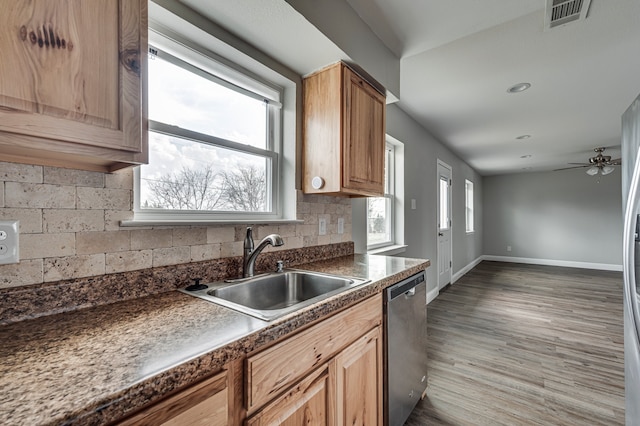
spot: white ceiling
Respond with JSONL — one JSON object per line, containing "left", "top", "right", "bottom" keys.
{"left": 178, "top": 0, "right": 640, "bottom": 176}
{"left": 346, "top": 0, "right": 640, "bottom": 175}
{"left": 345, "top": 0, "right": 543, "bottom": 56}
{"left": 178, "top": 0, "right": 349, "bottom": 77}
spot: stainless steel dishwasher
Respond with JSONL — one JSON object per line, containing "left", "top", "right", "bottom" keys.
{"left": 384, "top": 271, "right": 428, "bottom": 426}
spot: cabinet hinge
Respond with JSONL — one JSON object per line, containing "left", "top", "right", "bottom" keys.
{"left": 148, "top": 47, "right": 158, "bottom": 59}
{"left": 450, "top": 261, "right": 452, "bottom": 267}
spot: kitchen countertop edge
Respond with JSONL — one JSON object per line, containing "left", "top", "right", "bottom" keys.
{"left": 4, "top": 255, "right": 430, "bottom": 426}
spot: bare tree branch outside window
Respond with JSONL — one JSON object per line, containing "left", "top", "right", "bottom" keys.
{"left": 221, "top": 165, "right": 266, "bottom": 212}
{"left": 143, "top": 164, "right": 266, "bottom": 212}
{"left": 145, "top": 165, "right": 224, "bottom": 210}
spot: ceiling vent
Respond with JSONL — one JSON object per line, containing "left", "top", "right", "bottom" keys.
{"left": 545, "top": 0, "right": 592, "bottom": 29}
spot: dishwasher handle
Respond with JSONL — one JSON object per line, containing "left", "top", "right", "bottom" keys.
{"left": 387, "top": 272, "right": 425, "bottom": 301}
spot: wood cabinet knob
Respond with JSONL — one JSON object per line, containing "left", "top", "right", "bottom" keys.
{"left": 311, "top": 176, "right": 325, "bottom": 189}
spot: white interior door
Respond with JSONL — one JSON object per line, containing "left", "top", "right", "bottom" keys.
{"left": 437, "top": 161, "right": 452, "bottom": 290}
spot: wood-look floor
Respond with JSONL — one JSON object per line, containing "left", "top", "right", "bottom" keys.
{"left": 405, "top": 261, "right": 624, "bottom": 426}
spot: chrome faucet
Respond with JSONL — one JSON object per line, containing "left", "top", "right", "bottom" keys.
{"left": 243, "top": 227, "right": 284, "bottom": 277}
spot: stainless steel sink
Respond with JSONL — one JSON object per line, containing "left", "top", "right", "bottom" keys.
{"left": 179, "top": 270, "right": 370, "bottom": 321}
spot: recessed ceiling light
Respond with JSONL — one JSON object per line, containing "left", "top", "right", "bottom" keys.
{"left": 516, "top": 135, "right": 531, "bottom": 140}
{"left": 507, "top": 83, "right": 531, "bottom": 93}
{"left": 520, "top": 154, "right": 532, "bottom": 158}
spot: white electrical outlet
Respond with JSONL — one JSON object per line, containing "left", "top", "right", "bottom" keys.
{"left": 0, "top": 220, "right": 19, "bottom": 265}
{"left": 507, "top": 245, "right": 512, "bottom": 252}
{"left": 337, "top": 218, "right": 344, "bottom": 234}
{"left": 411, "top": 199, "right": 417, "bottom": 210}
{"left": 319, "top": 218, "right": 327, "bottom": 236}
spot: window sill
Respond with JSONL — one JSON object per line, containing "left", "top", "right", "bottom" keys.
{"left": 120, "top": 219, "right": 303, "bottom": 227}
{"left": 367, "top": 244, "right": 408, "bottom": 256}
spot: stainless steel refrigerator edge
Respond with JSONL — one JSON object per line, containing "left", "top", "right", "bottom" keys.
{"left": 621, "top": 93, "right": 640, "bottom": 425}
{"left": 384, "top": 271, "right": 428, "bottom": 426}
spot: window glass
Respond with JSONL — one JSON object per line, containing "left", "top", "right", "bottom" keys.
{"left": 367, "top": 197, "right": 391, "bottom": 245}
{"left": 137, "top": 41, "right": 281, "bottom": 219}
{"left": 384, "top": 147, "right": 391, "bottom": 194}
{"left": 439, "top": 176, "right": 449, "bottom": 230}
{"left": 140, "top": 132, "right": 269, "bottom": 212}
{"left": 367, "top": 144, "right": 394, "bottom": 248}
{"left": 148, "top": 54, "right": 267, "bottom": 149}
{"left": 465, "top": 179, "right": 474, "bottom": 232}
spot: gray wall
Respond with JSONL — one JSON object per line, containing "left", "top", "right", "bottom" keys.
{"left": 483, "top": 169, "right": 622, "bottom": 267}
{"left": 384, "top": 104, "right": 484, "bottom": 294}
{"left": 285, "top": 0, "right": 400, "bottom": 98}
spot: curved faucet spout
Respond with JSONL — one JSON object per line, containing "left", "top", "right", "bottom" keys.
{"left": 243, "top": 227, "right": 284, "bottom": 277}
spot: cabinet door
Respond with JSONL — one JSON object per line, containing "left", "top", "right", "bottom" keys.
{"left": 0, "top": 0, "right": 147, "bottom": 171}
{"left": 246, "top": 294, "right": 382, "bottom": 412}
{"left": 342, "top": 66, "right": 386, "bottom": 196}
{"left": 302, "top": 62, "right": 343, "bottom": 194}
{"left": 117, "top": 371, "right": 228, "bottom": 426}
{"left": 246, "top": 366, "right": 333, "bottom": 426}
{"left": 331, "top": 326, "right": 383, "bottom": 426}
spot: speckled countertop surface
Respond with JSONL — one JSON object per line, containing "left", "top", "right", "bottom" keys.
{"left": 0, "top": 254, "right": 429, "bottom": 426}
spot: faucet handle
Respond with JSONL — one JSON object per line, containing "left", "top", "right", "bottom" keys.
{"left": 276, "top": 260, "right": 284, "bottom": 272}
{"left": 244, "top": 227, "right": 254, "bottom": 251}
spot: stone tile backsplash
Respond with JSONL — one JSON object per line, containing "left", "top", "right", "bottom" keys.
{"left": 0, "top": 161, "right": 352, "bottom": 289}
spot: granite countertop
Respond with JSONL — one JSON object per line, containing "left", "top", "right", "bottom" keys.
{"left": 0, "top": 254, "right": 429, "bottom": 426}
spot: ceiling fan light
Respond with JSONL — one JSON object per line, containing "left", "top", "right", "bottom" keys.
{"left": 602, "top": 165, "right": 615, "bottom": 175}
{"left": 586, "top": 166, "right": 599, "bottom": 176}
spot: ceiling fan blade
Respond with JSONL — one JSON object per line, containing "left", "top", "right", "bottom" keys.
{"left": 553, "top": 165, "right": 591, "bottom": 171}
{"left": 567, "top": 162, "right": 590, "bottom": 166}
{"left": 607, "top": 158, "right": 622, "bottom": 165}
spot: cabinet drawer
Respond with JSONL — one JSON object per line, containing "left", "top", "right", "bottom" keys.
{"left": 246, "top": 293, "right": 382, "bottom": 412}
{"left": 118, "top": 370, "right": 228, "bottom": 426}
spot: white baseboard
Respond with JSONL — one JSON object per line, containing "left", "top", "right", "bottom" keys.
{"left": 482, "top": 255, "right": 623, "bottom": 272}
{"left": 427, "top": 287, "right": 439, "bottom": 305}
{"left": 452, "top": 256, "right": 484, "bottom": 283}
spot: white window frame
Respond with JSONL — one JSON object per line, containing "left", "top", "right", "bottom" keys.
{"left": 366, "top": 142, "right": 395, "bottom": 250}
{"left": 465, "top": 179, "right": 474, "bottom": 233}
{"left": 366, "top": 137, "right": 406, "bottom": 253}
{"left": 131, "top": 27, "right": 289, "bottom": 224}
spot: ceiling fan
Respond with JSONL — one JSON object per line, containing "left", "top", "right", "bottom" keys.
{"left": 554, "top": 147, "right": 621, "bottom": 175}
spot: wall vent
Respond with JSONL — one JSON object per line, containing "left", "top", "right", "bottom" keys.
{"left": 545, "top": 0, "right": 592, "bottom": 29}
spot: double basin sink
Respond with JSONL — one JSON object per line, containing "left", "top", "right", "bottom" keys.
{"left": 180, "top": 270, "right": 370, "bottom": 321}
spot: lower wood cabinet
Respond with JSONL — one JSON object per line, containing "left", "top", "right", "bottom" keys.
{"left": 245, "top": 325, "right": 383, "bottom": 426}
{"left": 246, "top": 365, "right": 331, "bottom": 426}
{"left": 116, "top": 294, "right": 383, "bottom": 426}
{"left": 118, "top": 369, "right": 229, "bottom": 426}
{"left": 246, "top": 294, "right": 383, "bottom": 426}
{"left": 332, "top": 327, "right": 382, "bottom": 425}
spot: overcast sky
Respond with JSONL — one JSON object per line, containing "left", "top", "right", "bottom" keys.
{"left": 141, "top": 55, "right": 268, "bottom": 209}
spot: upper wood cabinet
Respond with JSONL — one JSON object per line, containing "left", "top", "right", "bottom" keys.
{"left": 0, "top": 0, "right": 147, "bottom": 172}
{"left": 303, "top": 62, "right": 386, "bottom": 197}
